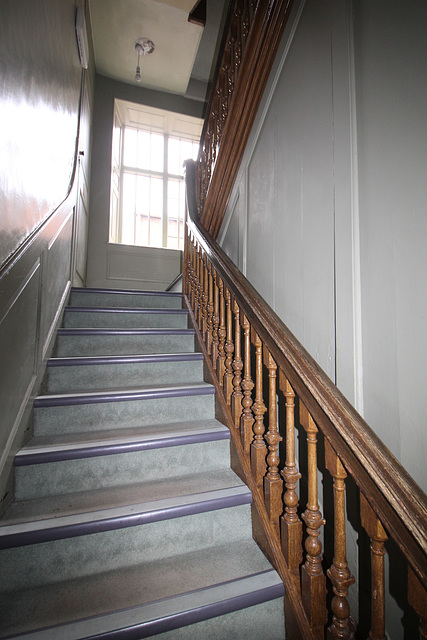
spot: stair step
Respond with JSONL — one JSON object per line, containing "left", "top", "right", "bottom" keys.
{"left": 0, "top": 503, "right": 255, "bottom": 592}
{"left": 63, "top": 307, "right": 189, "bottom": 329}
{"left": 1, "top": 468, "right": 243, "bottom": 527}
{"left": 14, "top": 421, "right": 230, "bottom": 499}
{"left": 0, "top": 542, "right": 283, "bottom": 639}
{"left": 55, "top": 327, "right": 196, "bottom": 357}
{"left": 45, "top": 352, "right": 204, "bottom": 392}
{"left": 33, "top": 383, "right": 216, "bottom": 436}
{"left": 16, "top": 419, "right": 229, "bottom": 464}
{"left": 0, "top": 484, "right": 250, "bottom": 548}
{"left": 69, "top": 287, "right": 183, "bottom": 309}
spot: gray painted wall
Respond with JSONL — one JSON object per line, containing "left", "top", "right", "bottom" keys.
{"left": 219, "top": 1, "right": 426, "bottom": 634}
{"left": 0, "top": 0, "right": 95, "bottom": 506}
{"left": 86, "top": 74, "right": 204, "bottom": 291}
{"left": 220, "top": 0, "right": 427, "bottom": 491}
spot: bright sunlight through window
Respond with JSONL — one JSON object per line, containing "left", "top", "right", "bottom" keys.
{"left": 110, "top": 101, "right": 202, "bottom": 251}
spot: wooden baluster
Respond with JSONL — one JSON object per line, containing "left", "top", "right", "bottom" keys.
{"left": 223, "top": 288, "right": 234, "bottom": 404}
{"left": 300, "top": 402, "right": 327, "bottom": 639}
{"left": 211, "top": 270, "right": 219, "bottom": 368}
{"left": 206, "top": 262, "right": 214, "bottom": 355}
{"left": 188, "top": 236, "right": 195, "bottom": 302}
{"left": 325, "top": 439, "right": 356, "bottom": 640}
{"left": 279, "top": 371, "right": 303, "bottom": 573}
{"left": 408, "top": 565, "right": 427, "bottom": 640}
{"left": 197, "top": 246, "right": 204, "bottom": 331}
{"left": 201, "top": 256, "right": 208, "bottom": 339}
{"left": 263, "top": 347, "right": 283, "bottom": 531}
{"left": 360, "top": 493, "right": 388, "bottom": 640}
{"left": 234, "top": 2, "right": 242, "bottom": 80}
{"left": 192, "top": 243, "right": 200, "bottom": 322}
{"left": 231, "top": 300, "right": 243, "bottom": 428}
{"left": 240, "top": 313, "right": 254, "bottom": 453}
{"left": 250, "top": 331, "right": 267, "bottom": 486}
{"left": 216, "top": 278, "right": 226, "bottom": 384}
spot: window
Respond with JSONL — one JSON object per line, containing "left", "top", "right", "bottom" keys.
{"left": 110, "top": 102, "right": 202, "bottom": 250}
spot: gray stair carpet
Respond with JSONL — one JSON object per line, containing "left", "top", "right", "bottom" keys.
{"left": 0, "top": 287, "right": 285, "bottom": 639}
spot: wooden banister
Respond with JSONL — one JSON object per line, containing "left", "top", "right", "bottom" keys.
{"left": 184, "top": 157, "right": 427, "bottom": 637}
{"left": 197, "top": 0, "right": 294, "bottom": 238}
{"left": 186, "top": 1, "right": 427, "bottom": 634}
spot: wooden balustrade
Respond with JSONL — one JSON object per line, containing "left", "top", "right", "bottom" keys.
{"left": 184, "top": 158, "right": 427, "bottom": 640}
{"left": 197, "top": 0, "right": 293, "bottom": 238}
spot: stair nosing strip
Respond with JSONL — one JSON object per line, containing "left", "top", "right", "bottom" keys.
{"left": 64, "top": 306, "right": 188, "bottom": 314}
{"left": 56, "top": 328, "right": 195, "bottom": 336}
{"left": 0, "top": 485, "right": 251, "bottom": 548}
{"left": 6, "top": 570, "right": 283, "bottom": 639}
{"left": 15, "top": 425, "right": 230, "bottom": 465}
{"left": 34, "top": 383, "right": 215, "bottom": 407}
{"left": 47, "top": 353, "right": 204, "bottom": 367}
{"left": 71, "top": 287, "right": 182, "bottom": 297}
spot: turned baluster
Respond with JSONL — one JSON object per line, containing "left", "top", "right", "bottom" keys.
{"left": 408, "top": 565, "right": 427, "bottom": 639}
{"left": 216, "top": 278, "right": 226, "bottom": 384}
{"left": 185, "top": 234, "right": 192, "bottom": 300}
{"left": 223, "top": 288, "right": 235, "bottom": 404}
{"left": 231, "top": 300, "right": 243, "bottom": 428}
{"left": 360, "top": 493, "right": 388, "bottom": 640}
{"left": 279, "top": 371, "right": 303, "bottom": 573}
{"left": 234, "top": 2, "right": 242, "bottom": 80}
{"left": 211, "top": 270, "right": 219, "bottom": 368}
{"left": 192, "top": 243, "right": 200, "bottom": 322}
{"left": 240, "top": 313, "right": 254, "bottom": 453}
{"left": 206, "top": 262, "right": 214, "bottom": 355}
{"left": 300, "top": 402, "right": 327, "bottom": 639}
{"left": 189, "top": 237, "right": 195, "bottom": 302}
{"left": 196, "top": 247, "right": 203, "bottom": 330}
{"left": 250, "top": 331, "right": 267, "bottom": 486}
{"left": 242, "top": 2, "right": 250, "bottom": 52}
{"left": 201, "top": 256, "right": 209, "bottom": 339}
{"left": 325, "top": 439, "right": 356, "bottom": 640}
{"left": 263, "top": 348, "right": 283, "bottom": 531}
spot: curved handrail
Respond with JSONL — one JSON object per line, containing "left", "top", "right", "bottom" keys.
{"left": 185, "top": 158, "right": 427, "bottom": 587}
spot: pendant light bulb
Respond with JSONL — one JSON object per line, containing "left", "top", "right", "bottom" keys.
{"left": 134, "top": 37, "right": 155, "bottom": 84}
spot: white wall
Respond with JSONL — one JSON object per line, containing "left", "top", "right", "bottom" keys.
{"left": 219, "top": 0, "right": 427, "bottom": 492}
{"left": 219, "top": 1, "right": 426, "bottom": 633}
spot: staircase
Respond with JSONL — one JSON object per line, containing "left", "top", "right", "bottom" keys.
{"left": 0, "top": 287, "right": 285, "bottom": 639}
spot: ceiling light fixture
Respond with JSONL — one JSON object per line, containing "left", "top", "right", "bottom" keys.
{"left": 134, "top": 37, "right": 155, "bottom": 83}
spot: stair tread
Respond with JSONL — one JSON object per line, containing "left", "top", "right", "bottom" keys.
{"left": 34, "top": 381, "right": 215, "bottom": 407}
{"left": 0, "top": 483, "right": 251, "bottom": 546}
{"left": 18, "top": 419, "right": 228, "bottom": 454}
{"left": 71, "top": 286, "right": 182, "bottom": 297}
{"left": 47, "top": 352, "right": 203, "bottom": 366}
{"left": 0, "top": 469, "right": 243, "bottom": 527}
{"left": 65, "top": 306, "right": 189, "bottom": 313}
{"left": 0, "top": 543, "right": 281, "bottom": 639}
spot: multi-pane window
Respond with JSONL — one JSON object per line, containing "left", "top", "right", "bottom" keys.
{"left": 111, "top": 122, "right": 199, "bottom": 250}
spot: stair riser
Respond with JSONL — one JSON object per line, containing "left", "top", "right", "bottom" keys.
{"left": 33, "top": 393, "right": 215, "bottom": 436}
{"left": 14, "top": 439, "right": 231, "bottom": 499}
{"left": 0, "top": 504, "right": 253, "bottom": 592}
{"left": 55, "top": 333, "right": 196, "bottom": 357}
{"left": 69, "top": 291, "right": 183, "bottom": 309}
{"left": 45, "top": 360, "right": 204, "bottom": 393}
{"left": 63, "top": 311, "right": 188, "bottom": 329}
